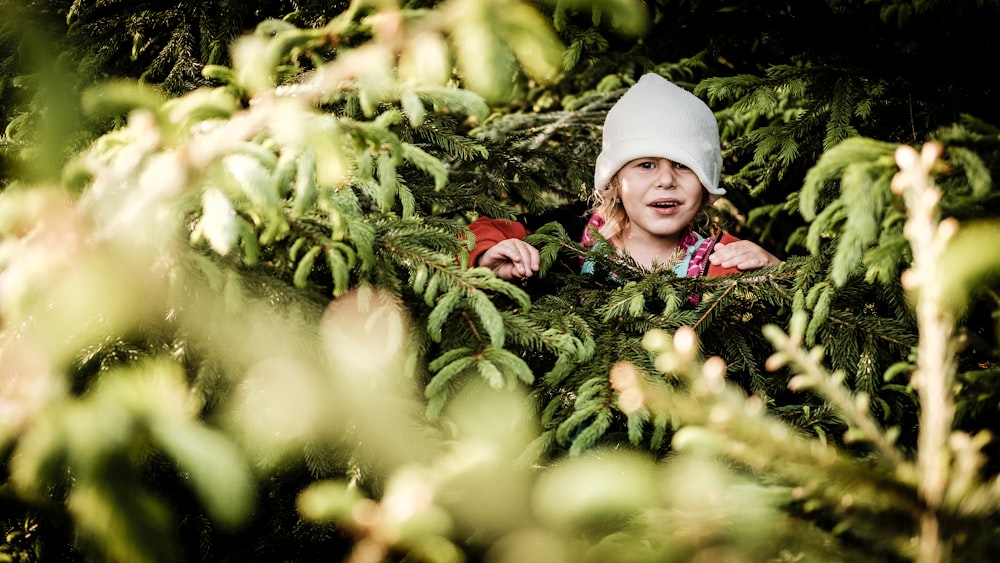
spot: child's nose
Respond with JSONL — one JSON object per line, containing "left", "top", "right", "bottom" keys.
{"left": 656, "top": 162, "right": 676, "bottom": 187}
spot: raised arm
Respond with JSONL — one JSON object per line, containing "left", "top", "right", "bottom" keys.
{"left": 468, "top": 217, "right": 539, "bottom": 279}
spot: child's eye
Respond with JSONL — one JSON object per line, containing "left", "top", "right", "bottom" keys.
{"left": 638, "top": 161, "right": 656, "bottom": 169}
{"left": 672, "top": 161, "right": 690, "bottom": 170}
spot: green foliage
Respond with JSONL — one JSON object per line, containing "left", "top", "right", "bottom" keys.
{"left": 1, "top": 0, "right": 1000, "bottom": 562}
{"left": 494, "top": 238, "right": 922, "bottom": 461}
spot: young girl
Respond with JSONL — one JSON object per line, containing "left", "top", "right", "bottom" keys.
{"left": 469, "top": 73, "right": 780, "bottom": 280}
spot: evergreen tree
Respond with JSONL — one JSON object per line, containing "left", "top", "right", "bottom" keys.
{"left": 0, "top": 1, "right": 998, "bottom": 562}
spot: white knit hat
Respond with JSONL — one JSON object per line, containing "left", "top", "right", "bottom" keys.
{"left": 593, "top": 73, "right": 725, "bottom": 196}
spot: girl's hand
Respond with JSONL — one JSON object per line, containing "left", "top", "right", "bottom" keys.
{"left": 709, "top": 241, "right": 781, "bottom": 271}
{"left": 477, "top": 238, "right": 541, "bottom": 280}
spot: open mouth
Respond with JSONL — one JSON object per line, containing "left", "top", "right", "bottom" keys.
{"left": 650, "top": 201, "right": 679, "bottom": 208}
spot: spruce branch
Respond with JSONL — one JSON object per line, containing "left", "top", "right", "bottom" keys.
{"left": 638, "top": 327, "right": 923, "bottom": 541}
{"left": 525, "top": 95, "right": 609, "bottom": 151}
{"left": 763, "top": 313, "right": 909, "bottom": 470}
{"left": 892, "top": 141, "right": 957, "bottom": 563}
{"left": 693, "top": 278, "right": 740, "bottom": 330}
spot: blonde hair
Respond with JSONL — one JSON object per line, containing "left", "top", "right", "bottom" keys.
{"left": 588, "top": 175, "right": 716, "bottom": 245}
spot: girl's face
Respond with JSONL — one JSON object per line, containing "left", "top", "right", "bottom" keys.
{"left": 616, "top": 157, "right": 704, "bottom": 244}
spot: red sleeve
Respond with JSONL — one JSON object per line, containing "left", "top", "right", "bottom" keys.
{"left": 467, "top": 217, "right": 529, "bottom": 267}
{"left": 705, "top": 232, "right": 743, "bottom": 277}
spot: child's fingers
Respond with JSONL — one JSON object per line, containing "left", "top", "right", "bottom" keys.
{"left": 485, "top": 240, "right": 540, "bottom": 278}
{"left": 710, "top": 241, "right": 780, "bottom": 270}
{"left": 521, "top": 242, "right": 540, "bottom": 273}
{"left": 504, "top": 240, "right": 540, "bottom": 276}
